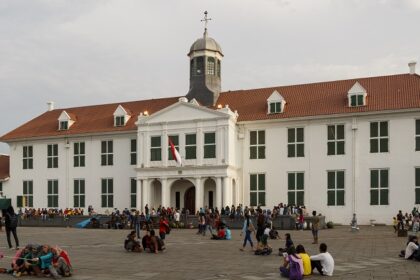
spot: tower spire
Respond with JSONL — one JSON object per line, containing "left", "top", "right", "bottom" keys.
{"left": 201, "top": 11, "right": 212, "bottom": 37}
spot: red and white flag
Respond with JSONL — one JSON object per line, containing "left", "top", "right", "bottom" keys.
{"left": 169, "top": 137, "right": 182, "bottom": 165}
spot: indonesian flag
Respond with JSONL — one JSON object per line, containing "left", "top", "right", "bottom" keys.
{"left": 169, "top": 137, "right": 182, "bottom": 165}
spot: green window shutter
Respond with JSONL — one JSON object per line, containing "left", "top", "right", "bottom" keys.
{"left": 74, "top": 196, "right": 79, "bottom": 208}
{"left": 337, "top": 171, "right": 345, "bottom": 189}
{"left": 17, "top": 196, "right": 23, "bottom": 208}
{"left": 416, "top": 137, "right": 420, "bottom": 151}
{"left": 380, "top": 170, "right": 388, "bottom": 188}
{"left": 380, "top": 138, "right": 389, "bottom": 153}
{"left": 80, "top": 180, "right": 85, "bottom": 193}
{"left": 296, "top": 173, "right": 304, "bottom": 190}
{"left": 357, "top": 95, "right": 363, "bottom": 105}
{"left": 48, "top": 181, "right": 52, "bottom": 194}
{"left": 288, "top": 173, "right": 295, "bottom": 190}
{"left": 258, "top": 192, "right": 266, "bottom": 206}
{"left": 297, "top": 144, "right": 304, "bottom": 157}
{"left": 204, "top": 132, "right": 215, "bottom": 144}
{"left": 370, "top": 139, "right": 378, "bottom": 153}
{"left": 296, "top": 191, "right": 304, "bottom": 206}
{"left": 370, "top": 122, "right": 378, "bottom": 137}
{"left": 250, "top": 192, "right": 257, "bottom": 207}
{"left": 337, "top": 125, "right": 344, "bottom": 139}
{"left": 337, "top": 190, "right": 345, "bottom": 205}
{"left": 327, "top": 126, "right": 335, "bottom": 140}
{"left": 327, "top": 172, "right": 335, "bottom": 189}
{"left": 288, "top": 129, "right": 295, "bottom": 143}
{"left": 416, "top": 168, "right": 420, "bottom": 186}
{"left": 370, "top": 189, "right": 379, "bottom": 205}
{"left": 288, "top": 144, "right": 295, "bottom": 157}
{"left": 297, "top": 128, "right": 304, "bottom": 142}
{"left": 131, "top": 179, "right": 136, "bottom": 193}
{"left": 258, "top": 146, "right": 265, "bottom": 159}
{"left": 250, "top": 146, "right": 257, "bottom": 159}
{"left": 380, "top": 189, "right": 389, "bottom": 205}
{"left": 101, "top": 179, "right": 106, "bottom": 194}
{"left": 415, "top": 188, "right": 420, "bottom": 204}
{"left": 288, "top": 191, "right": 295, "bottom": 205}
{"left": 380, "top": 122, "right": 388, "bottom": 136}
{"left": 250, "top": 175, "right": 257, "bottom": 191}
{"left": 337, "top": 141, "right": 345, "bottom": 155}
{"left": 327, "top": 142, "right": 335, "bottom": 155}
{"left": 185, "top": 146, "right": 196, "bottom": 159}
{"left": 101, "top": 195, "right": 106, "bottom": 207}
{"left": 327, "top": 191, "right": 335, "bottom": 206}
{"left": 131, "top": 195, "right": 136, "bottom": 208}
{"left": 270, "top": 103, "right": 275, "bottom": 113}
{"left": 371, "top": 170, "right": 379, "bottom": 188}
{"left": 258, "top": 131, "right": 265, "bottom": 144}
{"left": 275, "top": 102, "right": 281, "bottom": 113}
{"left": 80, "top": 196, "right": 85, "bottom": 208}
{"left": 350, "top": 95, "right": 356, "bottom": 106}
{"left": 250, "top": 131, "right": 257, "bottom": 145}
{"left": 258, "top": 174, "right": 265, "bottom": 191}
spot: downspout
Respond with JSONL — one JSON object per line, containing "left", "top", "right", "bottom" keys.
{"left": 351, "top": 118, "right": 358, "bottom": 218}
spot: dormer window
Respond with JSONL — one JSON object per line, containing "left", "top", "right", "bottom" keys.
{"left": 113, "top": 105, "right": 131, "bottom": 127}
{"left": 58, "top": 111, "right": 75, "bottom": 131}
{"left": 115, "top": 116, "right": 125, "bottom": 127}
{"left": 347, "top": 82, "right": 367, "bottom": 107}
{"left": 267, "top": 90, "right": 286, "bottom": 114}
{"left": 59, "top": 121, "right": 68, "bottom": 130}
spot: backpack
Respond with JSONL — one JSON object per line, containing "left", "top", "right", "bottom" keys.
{"left": 288, "top": 256, "right": 303, "bottom": 280}
{"left": 7, "top": 213, "right": 18, "bottom": 228}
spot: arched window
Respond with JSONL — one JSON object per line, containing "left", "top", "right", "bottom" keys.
{"left": 207, "top": 57, "right": 215, "bottom": 75}
{"left": 196, "top": 57, "right": 204, "bottom": 75}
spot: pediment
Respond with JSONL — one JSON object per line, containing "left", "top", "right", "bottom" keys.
{"left": 267, "top": 90, "right": 285, "bottom": 102}
{"left": 138, "top": 102, "right": 229, "bottom": 125}
{"left": 348, "top": 82, "right": 367, "bottom": 95}
{"left": 113, "top": 105, "right": 129, "bottom": 116}
{"left": 58, "top": 111, "right": 71, "bottom": 121}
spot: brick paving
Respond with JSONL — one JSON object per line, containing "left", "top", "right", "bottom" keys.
{"left": 0, "top": 226, "right": 418, "bottom": 279}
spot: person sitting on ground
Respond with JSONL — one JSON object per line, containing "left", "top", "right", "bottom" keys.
{"left": 32, "top": 244, "right": 54, "bottom": 277}
{"left": 51, "top": 246, "right": 72, "bottom": 277}
{"left": 279, "top": 246, "right": 303, "bottom": 278}
{"left": 211, "top": 226, "right": 226, "bottom": 240}
{"left": 269, "top": 226, "right": 279, "bottom": 239}
{"left": 400, "top": 235, "right": 419, "bottom": 260}
{"left": 310, "top": 243, "right": 335, "bottom": 276}
{"left": 142, "top": 230, "right": 152, "bottom": 252}
{"left": 296, "top": 244, "right": 311, "bottom": 276}
{"left": 124, "top": 230, "right": 143, "bottom": 252}
{"left": 254, "top": 241, "right": 273, "bottom": 256}
{"left": 225, "top": 226, "right": 232, "bottom": 240}
{"left": 279, "top": 233, "right": 294, "bottom": 254}
{"left": 149, "top": 230, "right": 165, "bottom": 253}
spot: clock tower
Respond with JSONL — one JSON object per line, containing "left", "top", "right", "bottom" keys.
{"left": 186, "top": 12, "right": 223, "bottom": 107}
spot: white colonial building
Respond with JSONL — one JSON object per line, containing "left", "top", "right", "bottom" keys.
{"left": 1, "top": 29, "right": 420, "bottom": 224}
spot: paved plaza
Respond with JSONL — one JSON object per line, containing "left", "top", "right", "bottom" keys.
{"left": 0, "top": 226, "right": 418, "bottom": 280}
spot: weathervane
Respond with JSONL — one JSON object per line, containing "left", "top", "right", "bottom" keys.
{"left": 201, "top": 11, "right": 212, "bottom": 32}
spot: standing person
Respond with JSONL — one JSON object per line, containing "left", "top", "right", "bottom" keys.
{"left": 174, "top": 209, "right": 180, "bottom": 228}
{"left": 311, "top": 210, "right": 320, "bottom": 244}
{"left": 5, "top": 206, "right": 19, "bottom": 250}
{"left": 159, "top": 216, "right": 169, "bottom": 240}
{"left": 240, "top": 214, "right": 255, "bottom": 251}
{"left": 256, "top": 209, "right": 265, "bottom": 242}
{"left": 310, "top": 243, "right": 335, "bottom": 276}
{"left": 133, "top": 211, "right": 141, "bottom": 239}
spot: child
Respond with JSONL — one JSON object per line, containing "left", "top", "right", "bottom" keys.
{"left": 269, "top": 226, "right": 279, "bottom": 239}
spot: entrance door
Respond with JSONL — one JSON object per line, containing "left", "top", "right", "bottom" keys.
{"left": 184, "top": 186, "right": 195, "bottom": 214}
{"left": 208, "top": 191, "right": 214, "bottom": 209}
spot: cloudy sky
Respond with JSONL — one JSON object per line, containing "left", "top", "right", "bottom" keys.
{"left": 1, "top": 0, "right": 419, "bottom": 154}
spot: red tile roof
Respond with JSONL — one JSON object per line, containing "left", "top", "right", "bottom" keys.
{"left": 0, "top": 155, "right": 10, "bottom": 180}
{"left": 1, "top": 73, "right": 420, "bottom": 141}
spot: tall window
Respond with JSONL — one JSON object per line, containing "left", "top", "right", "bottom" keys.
{"left": 370, "top": 121, "right": 389, "bottom": 153}
{"left": 47, "top": 180, "right": 58, "bottom": 208}
{"left": 250, "top": 130, "right": 265, "bottom": 159}
{"left": 47, "top": 144, "right": 58, "bottom": 168}
{"left": 23, "top": 146, "right": 33, "bottom": 169}
{"left": 74, "top": 142, "right": 85, "bottom": 167}
{"left": 217, "top": 59, "right": 221, "bottom": 77}
{"left": 115, "top": 116, "right": 125, "bottom": 127}
{"left": 101, "top": 178, "right": 113, "bottom": 208}
{"left": 130, "top": 139, "right": 137, "bottom": 165}
{"left": 288, "top": 128, "right": 304, "bottom": 157}
{"left": 370, "top": 169, "right": 389, "bottom": 205}
{"left": 204, "top": 132, "right": 216, "bottom": 159}
{"left": 0, "top": 182, "right": 2, "bottom": 192}
{"left": 327, "top": 171, "right": 345, "bottom": 206}
{"left": 207, "top": 57, "right": 215, "bottom": 75}
{"left": 327, "top": 125, "right": 345, "bottom": 155}
{"left": 74, "top": 179, "right": 85, "bottom": 208}
{"left": 23, "top": 180, "right": 33, "bottom": 207}
{"left": 101, "top": 140, "right": 113, "bottom": 166}
{"left": 288, "top": 172, "right": 304, "bottom": 206}
{"left": 130, "top": 178, "right": 136, "bottom": 208}
{"left": 250, "top": 174, "right": 265, "bottom": 206}
{"left": 195, "top": 57, "right": 204, "bottom": 75}
{"left": 168, "top": 135, "right": 179, "bottom": 160}
{"left": 185, "top": 134, "right": 197, "bottom": 159}
{"left": 416, "top": 120, "right": 420, "bottom": 151}
{"left": 150, "top": 136, "right": 162, "bottom": 161}
{"left": 416, "top": 168, "right": 420, "bottom": 204}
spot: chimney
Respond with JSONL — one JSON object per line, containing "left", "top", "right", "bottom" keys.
{"left": 47, "top": 101, "right": 54, "bottom": 111}
{"left": 408, "top": 61, "right": 416, "bottom": 75}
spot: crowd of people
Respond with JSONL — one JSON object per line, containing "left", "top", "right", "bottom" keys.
{"left": 393, "top": 207, "right": 420, "bottom": 233}
{"left": 17, "top": 208, "right": 85, "bottom": 220}
{"left": 0, "top": 244, "right": 72, "bottom": 278}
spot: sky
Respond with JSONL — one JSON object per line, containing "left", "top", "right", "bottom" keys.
{"left": 1, "top": 0, "right": 420, "bottom": 154}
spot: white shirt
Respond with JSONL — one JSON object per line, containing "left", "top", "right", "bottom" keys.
{"left": 405, "top": 242, "right": 419, "bottom": 259}
{"left": 310, "top": 252, "right": 335, "bottom": 276}
{"left": 264, "top": 228, "right": 270, "bottom": 236}
{"left": 174, "top": 212, "right": 180, "bottom": 222}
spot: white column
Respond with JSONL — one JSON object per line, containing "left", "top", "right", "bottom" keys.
{"left": 136, "top": 179, "right": 142, "bottom": 211}
{"left": 223, "top": 176, "right": 231, "bottom": 207}
{"left": 216, "top": 177, "right": 222, "bottom": 211}
{"left": 161, "top": 178, "right": 170, "bottom": 207}
{"left": 142, "top": 179, "right": 150, "bottom": 214}
{"left": 195, "top": 177, "right": 203, "bottom": 212}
